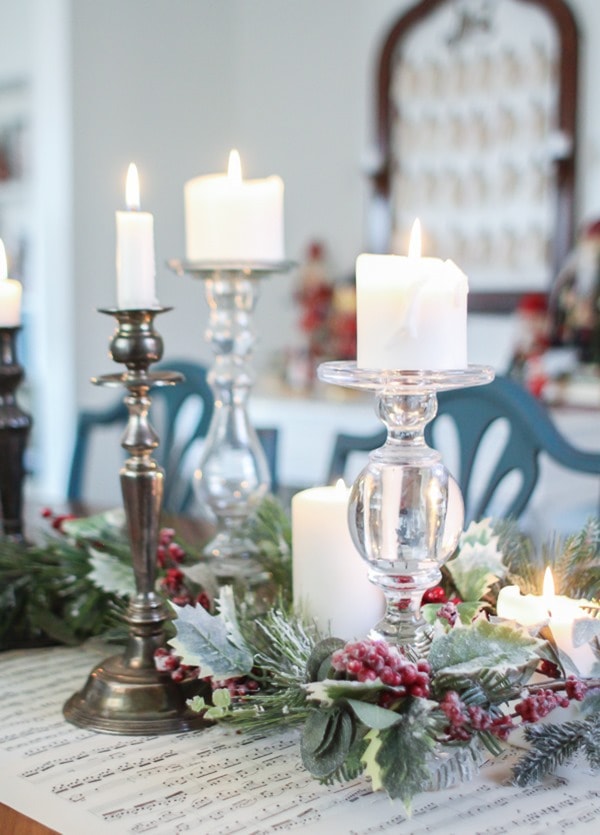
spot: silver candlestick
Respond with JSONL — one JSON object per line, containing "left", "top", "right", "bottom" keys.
{"left": 169, "top": 259, "right": 292, "bottom": 580}
{"left": 64, "top": 307, "right": 209, "bottom": 734}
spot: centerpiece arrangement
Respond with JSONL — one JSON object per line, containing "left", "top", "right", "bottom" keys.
{"left": 2, "top": 151, "right": 599, "bottom": 813}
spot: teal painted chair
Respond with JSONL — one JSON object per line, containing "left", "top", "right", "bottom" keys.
{"left": 327, "top": 376, "right": 600, "bottom": 523}
{"left": 67, "top": 360, "right": 278, "bottom": 514}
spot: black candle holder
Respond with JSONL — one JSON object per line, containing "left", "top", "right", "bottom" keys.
{"left": 0, "top": 327, "right": 32, "bottom": 542}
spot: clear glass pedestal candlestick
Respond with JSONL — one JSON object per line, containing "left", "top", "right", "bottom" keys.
{"left": 317, "top": 362, "right": 494, "bottom": 646}
{"left": 169, "top": 260, "right": 293, "bottom": 579}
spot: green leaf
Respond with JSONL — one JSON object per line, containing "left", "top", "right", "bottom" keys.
{"left": 447, "top": 521, "right": 506, "bottom": 601}
{"left": 421, "top": 601, "right": 485, "bottom": 627}
{"left": 346, "top": 699, "right": 403, "bottom": 730}
{"left": 168, "top": 600, "right": 254, "bottom": 679}
{"left": 304, "top": 678, "right": 384, "bottom": 707}
{"left": 212, "top": 688, "right": 232, "bottom": 709}
{"left": 306, "top": 637, "right": 345, "bottom": 681}
{"left": 429, "top": 619, "right": 544, "bottom": 682}
{"left": 87, "top": 547, "right": 136, "bottom": 597}
{"left": 301, "top": 707, "right": 354, "bottom": 778}
{"left": 217, "top": 585, "right": 251, "bottom": 652}
{"left": 361, "top": 699, "right": 436, "bottom": 808}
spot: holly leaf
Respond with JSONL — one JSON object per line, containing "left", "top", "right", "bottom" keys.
{"left": 216, "top": 585, "right": 250, "bottom": 652}
{"left": 428, "top": 619, "right": 544, "bottom": 683}
{"left": 168, "top": 599, "right": 253, "bottom": 678}
{"left": 361, "top": 699, "right": 436, "bottom": 808}
{"left": 447, "top": 520, "right": 506, "bottom": 601}
{"left": 301, "top": 707, "right": 354, "bottom": 778}
{"left": 304, "top": 678, "right": 384, "bottom": 707}
{"left": 87, "top": 547, "right": 136, "bottom": 597}
{"left": 306, "top": 637, "right": 345, "bottom": 681}
{"left": 346, "top": 699, "right": 403, "bottom": 730}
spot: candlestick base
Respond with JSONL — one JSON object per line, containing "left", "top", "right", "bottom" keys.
{"left": 317, "top": 362, "right": 494, "bottom": 647}
{"left": 169, "top": 259, "right": 293, "bottom": 580}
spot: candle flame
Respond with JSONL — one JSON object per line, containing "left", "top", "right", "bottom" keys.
{"left": 408, "top": 218, "right": 422, "bottom": 258}
{"left": 228, "top": 149, "right": 242, "bottom": 184}
{"left": 0, "top": 239, "right": 7, "bottom": 281}
{"left": 335, "top": 478, "right": 347, "bottom": 491}
{"left": 542, "top": 566, "right": 556, "bottom": 616}
{"left": 125, "top": 163, "right": 141, "bottom": 210}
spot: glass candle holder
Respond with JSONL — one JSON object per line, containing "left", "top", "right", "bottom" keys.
{"left": 169, "top": 260, "right": 293, "bottom": 580}
{"left": 318, "top": 362, "right": 494, "bottom": 646}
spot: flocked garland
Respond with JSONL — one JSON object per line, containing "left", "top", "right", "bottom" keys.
{"left": 1, "top": 502, "right": 600, "bottom": 810}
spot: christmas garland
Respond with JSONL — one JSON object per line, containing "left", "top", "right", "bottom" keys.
{"left": 166, "top": 516, "right": 600, "bottom": 810}
{"left": 2, "top": 503, "right": 600, "bottom": 810}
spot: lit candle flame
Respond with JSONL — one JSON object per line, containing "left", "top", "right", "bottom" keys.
{"left": 408, "top": 218, "right": 422, "bottom": 258}
{"left": 542, "top": 566, "right": 555, "bottom": 614}
{"left": 0, "top": 239, "right": 7, "bottom": 281}
{"left": 125, "top": 163, "right": 141, "bottom": 211}
{"left": 335, "top": 478, "right": 347, "bottom": 491}
{"left": 227, "top": 149, "right": 242, "bottom": 184}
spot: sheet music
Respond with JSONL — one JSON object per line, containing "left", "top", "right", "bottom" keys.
{"left": 1, "top": 645, "right": 599, "bottom": 834}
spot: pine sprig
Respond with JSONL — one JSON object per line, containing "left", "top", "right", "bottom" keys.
{"left": 513, "top": 715, "right": 600, "bottom": 786}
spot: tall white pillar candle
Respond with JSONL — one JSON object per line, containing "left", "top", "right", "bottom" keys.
{"left": 116, "top": 163, "right": 157, "bottom": 309}
{"left": 184, "top": 149, "right": 284, "bottom": 262}
{"left": 0, "top": 239, "right": 22, "bottom": 327}
{"left": 292, "top": 480, "right": 384, "bottom": 640}
{"left": 356, "top": 220, "right": 468, "bottom": 370}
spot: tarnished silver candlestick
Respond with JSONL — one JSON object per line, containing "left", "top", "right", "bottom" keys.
{"left": 169, "top": 260, "right": 292, "bottom": 580}
{"left": 0, "top": 326, "right": 32, "bottom": 542}
{"left": 64, "top": 307, "right": 208, "bottom": 734}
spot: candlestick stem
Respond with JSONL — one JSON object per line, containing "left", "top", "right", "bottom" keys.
{"left": 64, "top": 308, "right": 208, "bottom": 734}
{"left": 0, "top": 327, "right": 32, "bottom": 542}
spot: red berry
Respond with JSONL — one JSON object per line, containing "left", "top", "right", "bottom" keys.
{"left": 422, "top": 586, "right": 447, "bottom": 604}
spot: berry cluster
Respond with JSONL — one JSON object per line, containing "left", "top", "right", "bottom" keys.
{"left": 212, "top": 676, "right": 261, "bottom": 699}
{"left": 41, "top": 507, "right": 76, "bottom": 532}
{"left": 331, "top": 639, "right": 431, "bottom": 698}
{"left": 439, "top": 690, "right": 514, "bottom": 741}
{"left": 154, "top": 646, "right": 199, "bottom": 683}
{"left": 155, "top": 530, "right": 212, "bottom": 611}
{"left": 157, "top": 527, "right": 186, "bottom": 568}
{"left": 565, "top": 675, "right": 588, "bottom": 701}
{"left": 514, "top": 688, "right": 569, "bottom": 722}
{"left": 538, "top": 659, "right": 561, "bottom": 679}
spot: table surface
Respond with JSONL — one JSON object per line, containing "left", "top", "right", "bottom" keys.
{"left": 1, "top": 645, "right": 600, "bottom": 835}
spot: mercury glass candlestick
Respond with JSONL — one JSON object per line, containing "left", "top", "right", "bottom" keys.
{"left": 0, "top": 326, "right": 32, "bottom": 542}
{"left": 169, "top": 259, "right": 292, "bottom": 579}
{"left": 64, "top": 307, "right": 208, "bottom": 734}
{"left": 317, "top": 362, "right": 494, "bottom": 647}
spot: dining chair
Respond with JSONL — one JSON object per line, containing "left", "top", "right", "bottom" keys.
{"left": 326, "top": 376, "right": 600, "bottom": 523}
{"left": 67, "top": 359, "right": 279, "bottom": 514}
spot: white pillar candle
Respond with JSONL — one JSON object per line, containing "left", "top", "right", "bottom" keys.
{"left": 356, "top": 220, "right": 468, "bottom": 370}
{"left": 496, "top": 584, "right": 548, "bottom": 626}
{"left": 115, "top": 163, "right": 157, "bottom": 309}
{"left": 0, "top": 239, "right": 22, "bottom": 327}
{"left": 292, "top": 480, "right": 384, "bottom": 640}
{"left": 184, "top": 149, "right": 284, "bottom": 263}
{"left": 497, "top": 569, "right": 598, "bottom": 677}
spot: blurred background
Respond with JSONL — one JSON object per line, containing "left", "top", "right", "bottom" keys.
{"left": 1, "top": 0, "right": 599, "bottom": 528}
